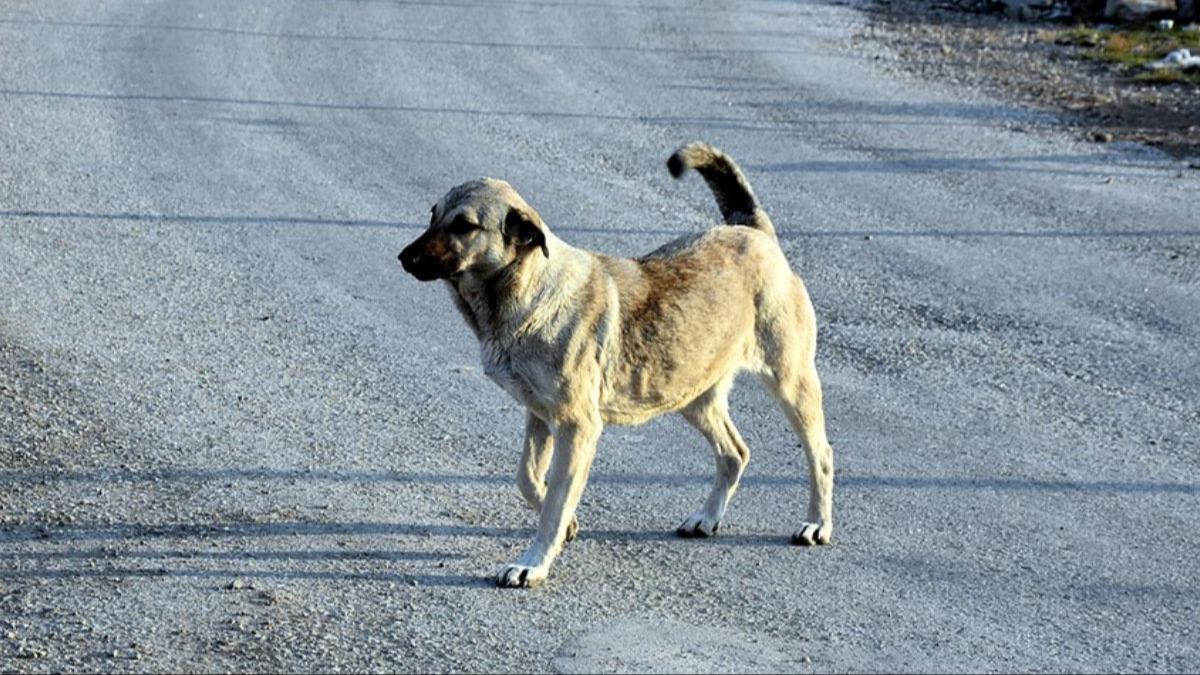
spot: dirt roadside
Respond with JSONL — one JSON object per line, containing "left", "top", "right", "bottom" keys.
{"left": 862, "top": 0, "right": 1200, "bottom": 161}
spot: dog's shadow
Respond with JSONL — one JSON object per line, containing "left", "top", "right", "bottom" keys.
{"left": 4, "top": 468, "right": 1189, "bottom": 588}
{"left": 0, "top": 519, "right": 787, "bottom": 589}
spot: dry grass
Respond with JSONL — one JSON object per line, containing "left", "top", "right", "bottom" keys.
{"left": 1135, "top": 68, "right": 1187, "bottom": 83}
{"left": 1056, "top": 26, "right": 1200, "bottom": 83}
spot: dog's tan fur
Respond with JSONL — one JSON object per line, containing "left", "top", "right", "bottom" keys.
{"left": 399, "top": 143, "right": 834, "bottom": 587}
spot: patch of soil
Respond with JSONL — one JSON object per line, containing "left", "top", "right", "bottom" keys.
{"left": 863, "top": 0, "right": 1200, "bottom": 159}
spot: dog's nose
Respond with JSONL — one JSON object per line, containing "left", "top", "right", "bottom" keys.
{"left": 399, "top": 247, "right": 422, "bottom": 272}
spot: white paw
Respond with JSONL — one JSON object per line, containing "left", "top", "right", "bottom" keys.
{"left": 496, "top": 563, "right": 548, "bottom": 588}
{"left": 791, "top": 521, "right": 832, "bottom": 546}
{"left": 676, "top": 511, "right": 721, "bottom": 538}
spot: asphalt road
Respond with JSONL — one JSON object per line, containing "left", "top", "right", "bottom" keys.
{"left": 1, "top": 0, "right": 1198, "bottom": 672}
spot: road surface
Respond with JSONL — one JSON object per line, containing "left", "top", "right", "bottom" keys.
{"left": 1, "top": 0, "right": 1197, "bottom": 671}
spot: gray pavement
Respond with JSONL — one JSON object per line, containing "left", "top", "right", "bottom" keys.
{"left": 0, "top": 0, "right": 1197, "bottom": 672}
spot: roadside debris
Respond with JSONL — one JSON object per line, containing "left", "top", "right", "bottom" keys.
{"left": 1144, "top": 47, "right": 1200, "bottom": 70}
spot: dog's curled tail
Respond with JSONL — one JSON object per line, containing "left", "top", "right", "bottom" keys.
{"left": 667, "top": 142, "right": 775, "bottom": 237}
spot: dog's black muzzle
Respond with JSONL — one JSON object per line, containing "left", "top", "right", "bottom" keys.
{"left": 399, "top": 237, "right": 455, "bottom": 282}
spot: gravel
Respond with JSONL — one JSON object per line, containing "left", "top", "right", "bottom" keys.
{"left": 0, "top": 0, "right": 1197, "bottom": 672}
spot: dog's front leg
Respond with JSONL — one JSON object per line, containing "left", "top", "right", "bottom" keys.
{"left": 516, "top": 412, "right": 579, "bottom": 542}
{"left": 498, "top": 415, "right": 601, "bottom": 588}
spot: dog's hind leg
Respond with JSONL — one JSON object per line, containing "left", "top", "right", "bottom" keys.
{"left": 762, "top": 359, "right": 834, "bottom": 546}
{"left": 758, "top": 284, "right": 834, "bottom": 546}
{"left": 677, "top": 378, "right": 750, "bottom": 538}
{"left": 517, "top": 412, "right": 578, "bottom": 542}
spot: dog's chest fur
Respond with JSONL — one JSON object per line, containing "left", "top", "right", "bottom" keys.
{"left": 482, "top": 340, "right": 546, "bottom": 412}
{"left": 447, "top": 278, "right": 558, "bottom": 414}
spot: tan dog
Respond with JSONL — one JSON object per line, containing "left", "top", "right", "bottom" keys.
{"left": 399, "top": 143, "right": 834, "bottom": 587}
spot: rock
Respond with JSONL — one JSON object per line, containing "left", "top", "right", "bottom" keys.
{"left": 1092, "top": 131, "right": 1115, "bottom": 142}
{"left": 1104, "top": 0, "right": 1176, "bottom": 22}
{"left": 1000, "top": 0, "right": 1056, "bottom": 19}
{"left": 17, "top": 644, "right": 47, "bottom": 659}
{"left": 226, "top": 579, "right": 248, "bottom": 590}
{"left": 1046, "top": 3, "right": 1074, "bottom": 18}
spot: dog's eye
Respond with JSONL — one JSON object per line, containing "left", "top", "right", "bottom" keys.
{"left": 448, "top": 219, "right": 479, "bottom": 236}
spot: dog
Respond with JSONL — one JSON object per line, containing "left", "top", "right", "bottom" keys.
{"left": 399, "top": 143, "right": 834, "bottom": 587}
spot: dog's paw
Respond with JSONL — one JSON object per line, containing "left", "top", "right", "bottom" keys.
{"left": 791, "top": 521, "right": 832, "bottom": 546}
{"left": 565, "top": 516, "right": 580, "bottom": 543}
{"left": 676, "top": 512, "right": 720, "bottom": 538}
{"left": 496, "top": 563, "right": 548, "bottom": 588}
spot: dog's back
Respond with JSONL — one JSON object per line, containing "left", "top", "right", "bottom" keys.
{"left": 594, "top": 145, "right": 806, "bottom": 425}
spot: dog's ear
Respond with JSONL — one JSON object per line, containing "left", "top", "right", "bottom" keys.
{"left": 505, "top": 206, "right": 549, "bottom": 258}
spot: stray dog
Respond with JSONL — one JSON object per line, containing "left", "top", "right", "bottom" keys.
{"left": 399, "top": 143, "right": 834, "bottom": 587}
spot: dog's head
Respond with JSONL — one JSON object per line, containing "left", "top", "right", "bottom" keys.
{"left": 399, "top": 178, "right": 549, "bottom": 282}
